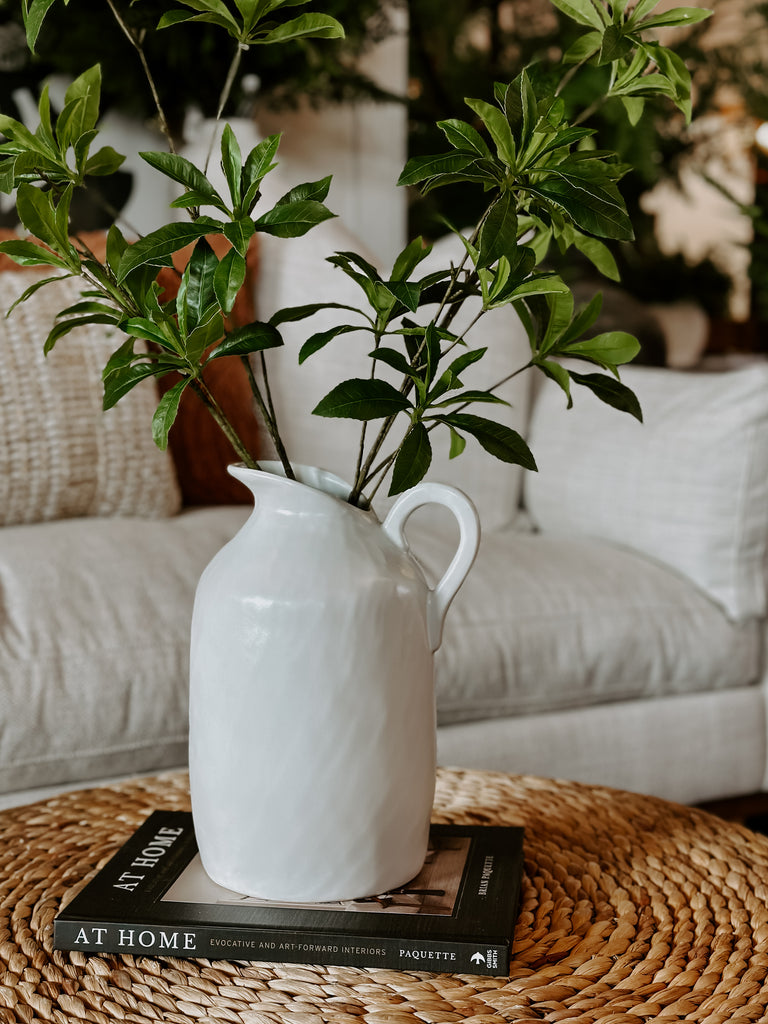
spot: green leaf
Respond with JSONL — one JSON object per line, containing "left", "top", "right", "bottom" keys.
{"left": 397, "top": 153, "right": 476, "bottom": 187}
{"left": 391, "top": 237, "right": 431, "bottom": 282}
{"left": 220, "top": 124, "right": 242, "bottom": 207}
{"left": 439, "top": 414, "right": 537, "bottom": 470}
{"left": 370, "top": 346, "right": 417, "bottom": 378}
{"left": 152, "top": 378, "right": 190, "bottom": 450}
{"left": 527, "top": 173, "right": 633, "bottom": 241}
{"left": 269, "top": 301, "right": 359, "bottom": 326}
{"left": 116, "top": 223, "right": 214, "bottom": 282}
{"left": 157, "top": 0, "right": 241, "bottom": 33}
{"left": 464, "top": 97, "right": 516, "bottom": 168}
{"left": 35, "top": 82, "right": 56, "bottom": 153}
{"left": 106, "top": 224, "right": 127, "bottom": 275}
{"left": 140, "top": 150, "right": 227, "bottom": 212}
{"left": 102, "top": 362, "right": 162, "bottom": 411}
{"left": 548, "top": 0, "right": 605, "bottom": 28}
{"left": 389, "top": 424, "right": 433, "bottom": 495}
{"left": 120, "top": 316, "right": 179, "bottom": 352}
{"left": 255, "top": 199, "right": 335, "bottom": 237}
{"left": 15, "top": 183, "right": 69, "bottom": 253}
{"left": 275, "top": 175, "right": 333, "bottom": 206}
{"left": 0, "top": 238, "right": 71, "bottom": 271}
{"left": 313, "top": 378, "right": 412, "bottom": 420}
{"left": 299, "top": 324, "right": 359, "bottom": 363}
{"left": 597, "top": 24, "right": 632, "bottom": 64}
{"left": 634, "top": 5, "right": 711, "bottom": 30}
{"left": 209, "top": 321, "right": 283, "bottom": 358}
{"left": 572, "top": 233, "right": 620, "bottom": 281}
{"left": 214, "top": 248, "right": 246, "bottom": 315}
{"left": 563, "top": 30, "right": 602, "bottom": 63}
{"left": 558, "top": 293, "right": 603, "bottom": 346}
{"left": 4, "top": 272, "right": 70, "bottom": 316}
{"left": 627, "top": 0, "right": 660, "bottom": 19}
{"left": 242, "top": 133, "right": 281, "bottom": 203}
{"left": 477, "top": 192, "right": 518, "bottom": 269}
{"left": 56, "top": 300, "right": 120, "bottom": 321}
{"left": 84, "top": 145, "right": 125, "bottom": 177}
{"left": 56, "top": 96, "right": 87, "bottom": 155}
{"left": 184, "top": 238, "right": 219, "bottom": 331}
{"left": 448, "top": 427, "right": 466, "bottom": 459}
{"left": 23, "top": 0, "right": 60, "bottom": 52}
{"left": 535, "top": 358, "right": 573, "bottom": 406}
{"left": 63, "top": 64, "right": 102, "bottom": 136}
{"left": 256, "top": 13, "right": 345, "bottom": 44}
{"left": 570, "top": 370, "right": 643, "bottom": 421}
{"left": 186, "top": 311, "right": 225, "bottom": 361}
{"left": 222, "top": 217, "right": 256, "bottom": 255}
{"left": 386, "top": 280, "right": 422, "bottom": 313}
{"left": 437, "top": 119, "right": 492, "bottom": 158}
{"left": 564, "top": 331, "right": 640, "bottom": 369}
{"left": 0, "top": 115, "right": 42, "bottom": 154}
{"left": 43, "top": 314, "right": 117, "bottom": 356}
{"left": 431, "top": 389, "right": 508, "bottom": 409}
{"left": 646, "top": 42, "right": 693, "bottom": 121}
{"left": 540, "top": 288, "right": 575, "bottom": 353}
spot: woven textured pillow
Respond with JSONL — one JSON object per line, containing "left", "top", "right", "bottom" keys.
{"left": 0, "top": 269, "right": 181, "bottom": 525}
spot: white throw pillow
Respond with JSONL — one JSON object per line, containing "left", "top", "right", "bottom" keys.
{"left": 524, "top": 362, "right": 768, "bottom": 621}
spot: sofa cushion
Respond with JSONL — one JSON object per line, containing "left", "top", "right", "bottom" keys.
{"left": 405, "top": 521, "right": 761, "bottom": 725}
{"left": 0, "top": 268, "right": 181, "bottom": 525}
{"left": 0, "top": 506, "right": 249, "bottom": 796}
{"left": 524, "top": 363, "right": 768, "bottom": 621}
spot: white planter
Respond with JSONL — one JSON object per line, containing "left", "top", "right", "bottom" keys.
{"left": 189, "top": 463, "right": 479, "bottom": 902}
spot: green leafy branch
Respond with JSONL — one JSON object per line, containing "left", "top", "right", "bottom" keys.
{"left": 5, "top": 0, "right": 344, "bottom": 475}
{"left": 4, "top": 0, "right": 710, "bottom": 506}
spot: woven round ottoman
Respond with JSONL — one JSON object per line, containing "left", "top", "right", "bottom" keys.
{"left": 2, "top": 767, "right": 768, "bottom": 1023}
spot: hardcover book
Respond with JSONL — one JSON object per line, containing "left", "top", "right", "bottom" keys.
{"left": 54, "top": 811, "right": 524, "bottom": 976}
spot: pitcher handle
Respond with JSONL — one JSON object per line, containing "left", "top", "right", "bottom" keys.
{"left": 382, "top": 483, "right": 480, "bottom": 652}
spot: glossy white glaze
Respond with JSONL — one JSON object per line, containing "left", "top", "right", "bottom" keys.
{"left": 189, "top": 463, "right": 479, "bottom": 901}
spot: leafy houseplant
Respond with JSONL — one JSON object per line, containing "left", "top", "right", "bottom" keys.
{"left": 4, "top": 0, "right": 713, "bottom": 905}
{"left": 3, "top": 0, "right": 710, "bottom": 510}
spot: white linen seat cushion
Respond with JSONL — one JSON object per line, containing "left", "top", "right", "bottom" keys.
{"left": 0, "top": 506, "right": 249, "bottom": 796}
{"left": 405, "top": 520, "right": 762, "bottom": 726}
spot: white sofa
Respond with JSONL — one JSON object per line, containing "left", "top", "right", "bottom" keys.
{"left": 2, "top": 216, "right": 768, "bottom": 812}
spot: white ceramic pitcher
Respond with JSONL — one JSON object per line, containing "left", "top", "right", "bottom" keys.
{"left": 189, "top": 462, "right": 480, "bottom": 902}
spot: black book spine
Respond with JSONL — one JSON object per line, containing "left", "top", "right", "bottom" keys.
{"left": 53, "top": 919, "right": 510, "bottom": 975}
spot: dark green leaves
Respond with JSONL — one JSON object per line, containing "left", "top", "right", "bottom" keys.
{"left": 313, "top": 379, "right": 412, "bottom": 420}
{"left": 210, "top": 322, "right": 283, "bottom": 358}
{"left": 570, "top": 371, "right": 643, "bottom": 421}
{"left": 155, "top": 0, "right": 343, "bottom": 48}
{"left": 142, "top": 150, "right": 229, "bottom": 214}
{"left": 116, "top": 224, "right": 213, "bottom": 282}
{"left": 437, "top": 414, "right": 537, "bottom": 470}
{"left": 255, "top": 198, "right": 336, "bottom": 237}
{"left": 525, "top": 166, "right": 634, "bottom": 241}
{"left": 0, "top": 64, "right": 116, "bottom": 194}
{"left": 152, "top": 379, "right": 190, "bottom": 450}
{"left": 390, "top": 424, "right": 432, "bottom": 495}
{"left": 22, "top": 0, "right": 65, "bottom": 52}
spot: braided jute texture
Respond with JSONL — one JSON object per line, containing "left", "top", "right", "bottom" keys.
{"left": 1, "top": 768, "right": 768, "bottom": 1024}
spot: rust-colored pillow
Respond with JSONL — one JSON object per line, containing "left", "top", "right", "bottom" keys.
{"left": 156, "top": 234, "right": 261, "bottom": 506}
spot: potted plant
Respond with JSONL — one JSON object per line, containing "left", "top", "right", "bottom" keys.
{"left": 2, "top": 0, "right": 709, "bottom": 902}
